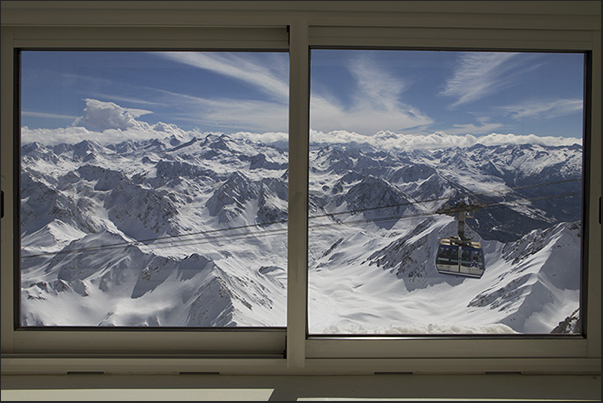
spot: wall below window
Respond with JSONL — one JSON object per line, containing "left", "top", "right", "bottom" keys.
{"left": 2, "top": 373, "right": 601, "bottom": 401}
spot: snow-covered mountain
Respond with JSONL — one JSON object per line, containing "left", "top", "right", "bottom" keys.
{"left": 20, "top": 131, "right": 583, "bottom": 334}
{"left": 21, "top": 134, "right": 289, "bottom": 327}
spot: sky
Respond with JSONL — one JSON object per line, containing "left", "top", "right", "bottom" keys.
{"left": 20, "top": 49, "right": 585, "bottom": 145}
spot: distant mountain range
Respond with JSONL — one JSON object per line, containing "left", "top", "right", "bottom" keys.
{"left": 20, "top": 132, "right": 583, "bottom": 333}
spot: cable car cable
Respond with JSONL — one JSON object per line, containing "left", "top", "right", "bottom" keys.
{"left": 23, "top": 187, "right": 582, "bottom": 258}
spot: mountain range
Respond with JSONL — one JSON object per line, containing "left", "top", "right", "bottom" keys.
{"left": 19, "top": 131, "right": 583, "bottom": 333}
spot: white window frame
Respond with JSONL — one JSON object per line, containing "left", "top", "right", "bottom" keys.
{"left": 2, "top": 25, "right": 291, "bottom": 372}
{"left": 1, "top": 1, "right": 600, "bottom": 376}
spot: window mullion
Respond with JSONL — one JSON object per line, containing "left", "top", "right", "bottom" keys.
{"left": 286, "top": 19, "right": 310, "bottom": 369}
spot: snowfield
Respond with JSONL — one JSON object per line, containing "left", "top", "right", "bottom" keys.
{"left": 20, "top": 125, "right": 583, "bottom": 334}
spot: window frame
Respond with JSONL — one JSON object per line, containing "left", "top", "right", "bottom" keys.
{"left": 3, "top": 26, "right": 291, "bottom": 365}
{"left": 1, "top": 1, "right": 600, "bottom": 376}
{"left": 302, "top": 32, "right": 597, "bottom": 365}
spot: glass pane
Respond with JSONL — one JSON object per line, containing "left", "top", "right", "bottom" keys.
{"left": 308, "top": 49, "right": 584, "bottom": 335}
{"left": 19, "top": 51, "right": 288, "bottom": 327}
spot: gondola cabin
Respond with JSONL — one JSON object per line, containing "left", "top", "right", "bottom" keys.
{"left": 436, "top": 238, "right": 485, "bottom": 279}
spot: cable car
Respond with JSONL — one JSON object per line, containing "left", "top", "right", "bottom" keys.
{"left": 435, "top": 200, "right": 486, "bottom": 279}
{"left": 436, "top": 237, "right": 485, "bottom": 278}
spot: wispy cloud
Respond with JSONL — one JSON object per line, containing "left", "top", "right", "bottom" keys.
{"left": 88, "top": 92, "right": 164, "bottom": 107}
{"left": 137, "top": 52, "right": 291, "bottom": 132}
{"left": 310, "top": 55, "right": 432, "bottom": 135}
{"left": 172, "top": 98, "right": 288, "bottom": 132}
{"left": 501, "top": 98, "right": 583, "bottom": 120}
{"left": 22, "top": 111, "right": 79, "bottom": 120}
{"left": 154, "top": 52, "right": 289, "bottom": 102}
{"left": 151, "top": 52, "right": 432, "bottom": 135}
{"left": 441, "top": 52, "right": 538, "bottom": 108}
{"left": 349, "top": 56, "right": 407, "bottom": 111}
{"left": 149, "top": 88, "right": 288, "bottom": 133}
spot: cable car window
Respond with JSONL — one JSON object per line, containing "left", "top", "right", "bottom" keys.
{"left": 18, "top": 50, "right": 289, "bottom": 328}
{"left": 307, "top": 49, "right": 585, "bottom": 335}
{"left": 461, "top": 249, "right": 471, "bottom": 267}
{"left": 472, "top": 249, "right": 484, "bottom": 268}
{"left": 449, "top": 246, "right": 459, "bottom": 266}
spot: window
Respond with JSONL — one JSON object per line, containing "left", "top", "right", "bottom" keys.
{"left": 19, "top": 50, "right": 289, "bottom": 328}
{"left": 1, "top": 1, "right": 600, "bottom": 375}
{"left": 307, "top": 49, "right": 585, "bottom": 336}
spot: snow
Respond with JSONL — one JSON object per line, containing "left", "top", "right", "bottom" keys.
{"left": 19, "top": 112, "right": 583, "bottom": 334}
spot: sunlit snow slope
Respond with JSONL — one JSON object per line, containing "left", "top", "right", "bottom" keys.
{"left": 306, "top": 141, "right": 582, "bottom": 334}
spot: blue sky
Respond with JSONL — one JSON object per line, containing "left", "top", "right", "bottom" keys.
{"left": 21, "top": 49, "right": 585, "bottom": 141}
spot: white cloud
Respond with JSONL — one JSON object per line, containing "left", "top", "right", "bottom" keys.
{"left": 22, "top": 97, "right": 286, "bottom": 146}
{"left": 22, "top": 99, "right": 188, "bottom": 146}
{"left": 228, "top": 131, "right": 288, "bottom": 145}
{"left": 21, "top": 124, "right": 188, "bottom": 146}
{"left": 310, "top": 129, "right": 581, "bottom": 149}
{"left": 22, "top": 98, "right": 580, "bottom": 150}
{"left": 501, "top": 98, "right": 583, "bottom": 120}
{"left": 22, "top": 119, "right": 580, "bottom": 150}
{"left": 72, "top": 98, "right": 153, "bottom": 131}
{"left": 21, "top": 126, "right": 95, "bottom": 146}
{"left": 441, "top": 52, "right": 537, "bottom": 108}
{"left": 310, "top": 129, "right": 480, "bottom": 149}
{"left": 475, "top": 132, "right": 581, "bottom": 147}
{"left": 444, "top": 122, "right": 505, "bottom": 136}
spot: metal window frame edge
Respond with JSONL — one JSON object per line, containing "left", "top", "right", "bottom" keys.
{"left": 1, "top": 5, "right": 600, "bottom": 375}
